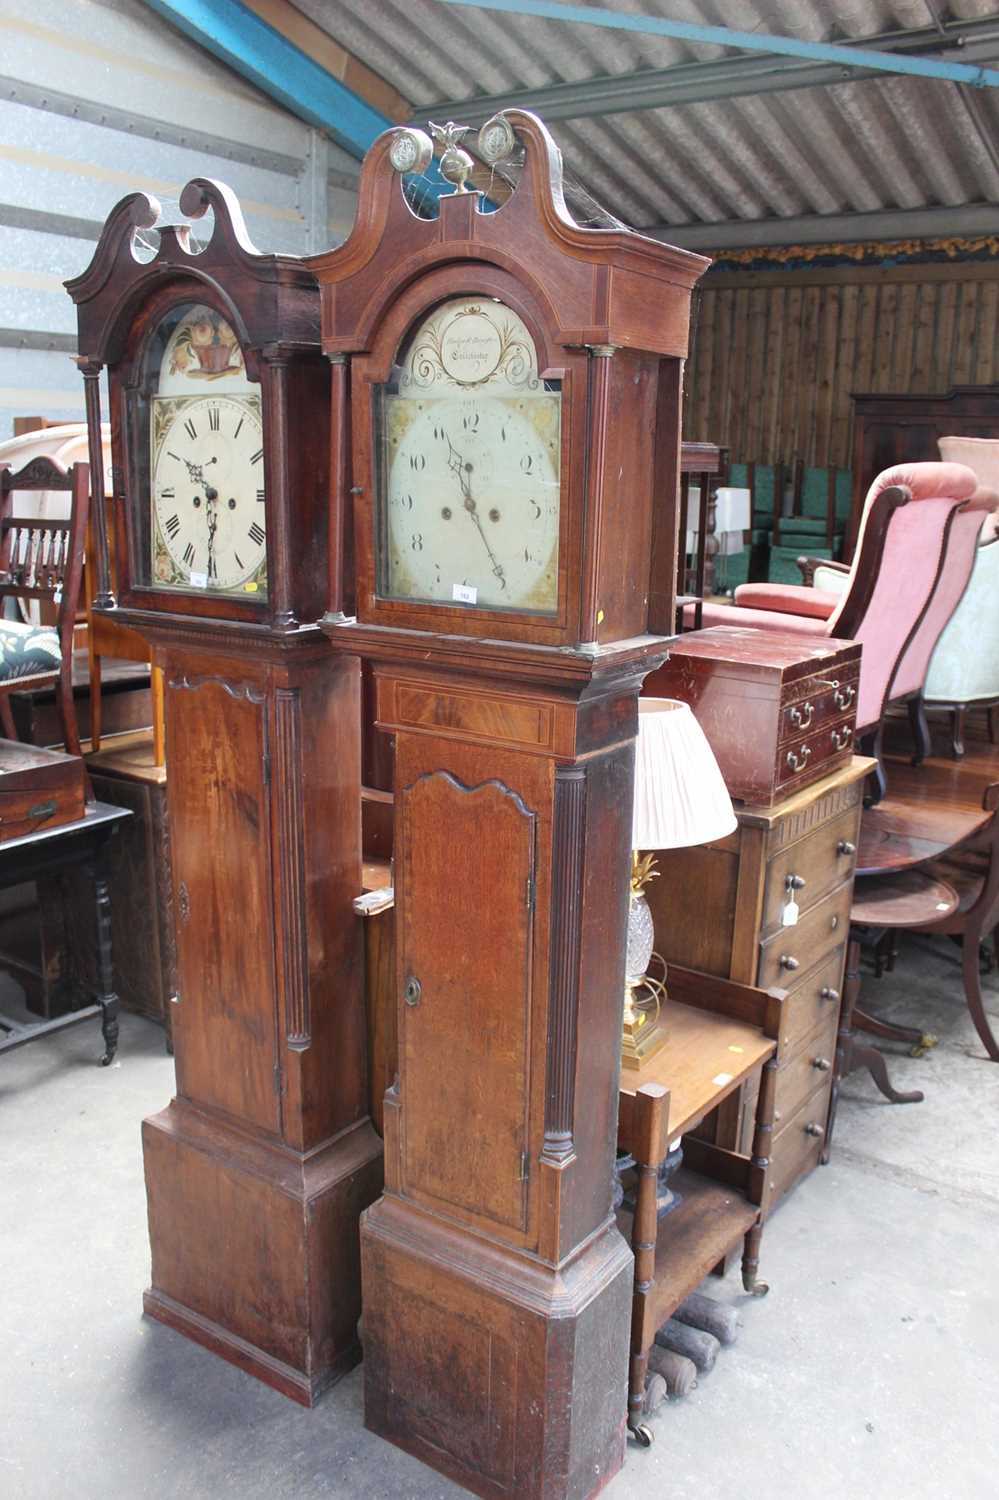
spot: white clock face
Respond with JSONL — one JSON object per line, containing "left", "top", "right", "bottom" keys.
{"left": 378, "top": 296, "right": 561, "bottom": 615}
{"left": 383, "top": 395, "right": 559, "bottom": 610}
{"left": 150, "top": 394, "right": 266, "bottom": 596}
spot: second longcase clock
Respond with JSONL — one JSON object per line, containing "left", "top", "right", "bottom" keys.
{"left": 308, "top": 114, "right": 707, "bottom": 1496}
{"left": 67, "top": 180, "right": 381, "bottom": 1404}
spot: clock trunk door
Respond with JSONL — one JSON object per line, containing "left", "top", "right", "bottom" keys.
{"left": 167, "top": 670, "right": 280, "bottom": 1136}
{"left": 398, "top": 770, "right": 537, "bottom": 1239}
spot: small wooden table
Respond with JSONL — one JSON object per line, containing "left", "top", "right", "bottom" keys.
{"left": 825, "top": 873, "right": 959, "bottom": 1143}
{"left": 616, "top": 965, "right": 783, "bottom": 1445}
{"left": 0, "top": 801, "right": 131, "bottom": 1064}
{"left": 857, "top": 794, "right": 990, "bottom": 877}
{"left": 825, "top": 773, "right": 996, "bottom": 1145}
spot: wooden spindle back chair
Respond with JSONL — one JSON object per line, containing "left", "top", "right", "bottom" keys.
{"left": 0, "top": 456, "right": 88, "bottom": 757}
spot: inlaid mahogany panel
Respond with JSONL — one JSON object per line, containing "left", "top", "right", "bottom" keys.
{"left": 394, "top": 681, "right": 554, "bottom": 752}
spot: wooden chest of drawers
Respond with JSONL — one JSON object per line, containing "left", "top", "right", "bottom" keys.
{"left": 646, "top": 757, "right": 873, "bottom": 1212}
{"left": 644, "top": 626, "right": 862, "bottom": 806}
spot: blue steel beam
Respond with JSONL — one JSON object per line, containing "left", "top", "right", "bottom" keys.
{"left": 143, "top": 0, "right": 449, "bottom": 209}
{"left": 439, "top": 0, "right": 999, "bottom": 89}
{"left": 144, "top": 0, "right": 391, "bottom": 154}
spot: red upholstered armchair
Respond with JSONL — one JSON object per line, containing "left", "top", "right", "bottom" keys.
{"left": 694, "top": 463, "right": 994, "bottom": 790}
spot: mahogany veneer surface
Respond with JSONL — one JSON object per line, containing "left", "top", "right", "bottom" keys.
{"left": 645, "top": 626, "right": 861, "bottom": 805}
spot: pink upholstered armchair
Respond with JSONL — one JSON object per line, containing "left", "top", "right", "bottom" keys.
{"left": 694, "top": 463, "right": 993, "bottom": 792}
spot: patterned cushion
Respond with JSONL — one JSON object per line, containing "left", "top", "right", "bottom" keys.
{"left": 0, "top": 621, "right": 61, "bottom": 682}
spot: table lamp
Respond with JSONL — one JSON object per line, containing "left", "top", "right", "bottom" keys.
{"left": 622, "top": 697, "right": 737, "bottom": 1069}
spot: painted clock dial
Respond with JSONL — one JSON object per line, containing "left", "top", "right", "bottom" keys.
{"left": 377, "top": 297, "right": 561, "bottom": 614}
{"left": 146, "top": 303, "right": 267, "bottom": 599}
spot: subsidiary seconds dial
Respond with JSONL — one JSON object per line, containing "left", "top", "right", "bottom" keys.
{"left": 152, "top": 395, "right": 266, "bottom": 593}
{"left": 384, "top": 397, "right": 559, "bottom": 612}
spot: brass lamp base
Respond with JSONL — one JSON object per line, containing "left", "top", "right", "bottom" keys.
{"left": 621, "top": 961, "right": 668, "bottom": 1071}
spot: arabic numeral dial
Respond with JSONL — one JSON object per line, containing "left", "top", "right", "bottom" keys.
{"left": 384, "top": 395, "right": 559, "bottom": 612}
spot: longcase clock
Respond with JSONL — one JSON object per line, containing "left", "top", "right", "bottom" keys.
{"left": 66, "top": 180, "right": 381, "bottom": 1405}
{"left": 307, "top": 114, "right": 708, "bottom": 1495}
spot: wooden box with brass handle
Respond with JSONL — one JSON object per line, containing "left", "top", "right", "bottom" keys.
{"left": 643, "top": 624, "right": 862, "bottom": 806}
{"left": 0, "top": 739, "right": 86, "bottom": 842}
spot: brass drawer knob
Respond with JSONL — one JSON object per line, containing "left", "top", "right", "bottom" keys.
{"left": 837, "top": 839, "right": 856, "bottom": 857}
{"left": 820, "top": 986, "right": 840, "bottom": 1003}
{"left": 785, "top": 873, "right": 806, "bottom": 892}
{"left": 812, "top": 1056, "right": 831, "bottom": 1072}
{"left": 786, "top": 745, "right": 811, "bottom": 773}
{"left": 831, "top": 725, "right": 852, "bottom": 751}
{"left": 790, "top": 701, "right": 814, "bottom": 730}
{"left": 779, "top": 954, "right": 800, "bottom": 971}
{"left": 804, "top": 1122, "right": 824, "bottom": 1138}
{"left": 833, "top": 683, "right": 855, "bottom": 711}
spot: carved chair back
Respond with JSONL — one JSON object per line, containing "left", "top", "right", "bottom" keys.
{"left": 0, "top": 456, "right": 89, "bottom": 755}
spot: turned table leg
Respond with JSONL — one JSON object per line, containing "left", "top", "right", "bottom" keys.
{"left": 742, "top": 1053, "right": 776, "bottom": 1296}
{"left": 88, "top": 848, "right": 119, "bottom": 1066}
{"left": 823, "top": 938, "right": 860, "bottom": 1162}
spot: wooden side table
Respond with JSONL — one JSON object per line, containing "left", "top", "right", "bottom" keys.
{"left": 35, "top": 732, "right": 175, "bottom": 1041}
{"left": 617, "top": 965, "right": 784, "bottom": 1444}
{"left": 0, "top": 801, "right": 131, "bottom": 1064}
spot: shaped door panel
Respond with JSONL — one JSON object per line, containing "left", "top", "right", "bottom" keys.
{"left": 398, "top": 772, "right": 536, "bottom": 1235}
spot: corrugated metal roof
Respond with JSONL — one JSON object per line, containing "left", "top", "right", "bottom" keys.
{"left": 294, "top": 0, "right": 999, "bottom": 240}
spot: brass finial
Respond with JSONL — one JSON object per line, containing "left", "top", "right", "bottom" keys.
{"left": 428, "top": 120, "right": 474, "bottom": 193}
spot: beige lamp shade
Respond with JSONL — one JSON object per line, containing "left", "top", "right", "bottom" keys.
{"left": 632, "top": 698, "right": 737, "bottom": 851}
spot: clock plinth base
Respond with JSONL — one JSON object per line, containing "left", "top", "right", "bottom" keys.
{"left": 361, "top": 1195, "right": 632, "bottom": 1500}
{"left": 142, "top": 1098, "right": 382, "bottom": 1406}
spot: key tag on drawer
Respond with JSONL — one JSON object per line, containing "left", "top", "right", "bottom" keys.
{"left": 781, "top": 897, "right": 800, "bottom": 927}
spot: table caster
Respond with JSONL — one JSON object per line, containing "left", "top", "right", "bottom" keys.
{"left": 629, "top": 1423, "right": 654, "bottom": 1448}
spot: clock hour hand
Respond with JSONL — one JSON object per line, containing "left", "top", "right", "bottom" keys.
{"left": 180, "top": 454, "right": 218, "bottom": 489}
{"left": 444, "top": 433, "right": 508, "bottom": 592}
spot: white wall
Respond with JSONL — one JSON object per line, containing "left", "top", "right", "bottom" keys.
{"left": 0, "top": 0, "right": 360, "bottom": 437}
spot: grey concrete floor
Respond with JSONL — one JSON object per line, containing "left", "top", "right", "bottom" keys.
{"left": 3, "top": 943, "right": 999, "bottom": 1500}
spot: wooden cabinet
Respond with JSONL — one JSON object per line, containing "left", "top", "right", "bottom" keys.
{"left": 849, "top": 383, "right": 999, "bottom": 554}
{"left": 647, "top": 757, "right": 872, "bottom": 1209}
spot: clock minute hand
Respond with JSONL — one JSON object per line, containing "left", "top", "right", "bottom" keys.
{"left": 444, "top": 433, "right": 507, "bottom": 591}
